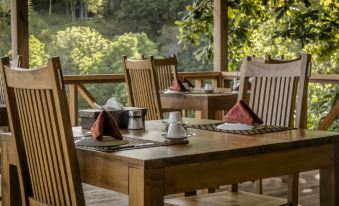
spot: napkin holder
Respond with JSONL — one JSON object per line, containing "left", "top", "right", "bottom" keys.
{"left": 79, "top": 107, "right": 147, "bottom": 130}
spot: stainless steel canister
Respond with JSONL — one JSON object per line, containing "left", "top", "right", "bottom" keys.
{"left": 128, "top": 110, "right": 144, "bottom": 130}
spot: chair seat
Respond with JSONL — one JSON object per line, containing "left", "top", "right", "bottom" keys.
{"left": 165, "top": 191, "right": 287, "bottom": 206}
{"left": 84, "top": 184, "right": 286, "bottom": 206}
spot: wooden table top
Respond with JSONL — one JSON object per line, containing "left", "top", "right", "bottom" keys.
{"left": 75, "top": 118, "right": 339, "bottom": 168}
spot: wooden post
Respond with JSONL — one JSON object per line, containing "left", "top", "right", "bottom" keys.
{"left": 213, "top": 0, "right": 228, "bottom": 72}
{"left": 69, "top": 84, "right": 78, "bottom": 126}
{"left": 11, "top": 0, "right": 29, "bottom": 67}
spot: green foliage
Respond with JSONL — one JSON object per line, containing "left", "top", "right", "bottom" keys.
{"left": 85, "top": 0, "right": 104, "bottom": 14}
{"left": 107, "top": 32, "right": 159, "bottom": 73}
{"left": 176, "top": 0, "right": 338, "bottom": 70}
{"left": 116, "top": 0, "right": 191, "bottom": 38}
{"left": 0, "top": 0, "right": 11, "bottom": 13}
{"left": 29, "top": 35, "right": 48, "bottom": 68}
{"left": 50, "top": 27, "right": 159, "bottom": 75}
{"left": 49, "top": 26, "right": 159, "bottom": 106}
{"left": 50, "top": 26, "right": 112, "bottom": 74}
{"left": 0, "top": 0, "right": 11, "bottom": 57}
{"left": 308, "top": 83, "right": 339, "bottom": 130}
{"left": 0, "top": 15, "right": 10, "bottom": 56}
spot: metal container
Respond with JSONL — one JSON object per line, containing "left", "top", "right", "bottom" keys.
{"left": 128, "top": 110, "right": 144, "bottom": 130}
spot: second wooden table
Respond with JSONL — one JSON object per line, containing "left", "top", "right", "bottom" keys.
{"left": 160, "top": 89, "right": 238, "bottom": 119}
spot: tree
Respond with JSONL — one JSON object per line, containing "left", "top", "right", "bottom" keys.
{"left": 50, "top": 26, "right": 112, "bottom": 74}
{"left": 116, "top": 0, "right": 191, "bottom": 38}
{"left": 49, "top": 27, "right": 159, "bottom": 106}
{"left": 0, "top": 0, "right": 11, "bottom": 56}
{"left": 29, "top": 35, "right": 49, "bottom": 68}
{"left": 176, "top": 0, "right": 339, "bottom": 70}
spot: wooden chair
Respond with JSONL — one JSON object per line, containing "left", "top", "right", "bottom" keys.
{"left": 237, "top": 53, "right": 311, "bottom": 203}
{"left": 123, "top": 56, "right": 164, "bottom": 120}
{"left": 0, "top": 56, "right": 133, "bottom": 206}
{"left": 151, "top": 55, "right": 178, "bottom": 91}
{"left": 239, "top": 54, "right": 311, "bottom": 128}
{"left": 151, "top": 55, "right": 186, "bottom": 115}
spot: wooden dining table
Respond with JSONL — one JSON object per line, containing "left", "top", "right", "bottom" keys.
{"left": 2, "top": 118, "right": 339, "bottom": 206}
{"left": 160, "top": 89, "right": 238, "bottom": 119}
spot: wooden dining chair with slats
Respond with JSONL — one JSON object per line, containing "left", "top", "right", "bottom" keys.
{"left": 151, "top": 55, "right": 178, "bottom": 91}
{"left": 238, "top": 54, "right": 311, "bottom": 128}
{"left": 0, "top": 56, "right": 133, "bottom": 206}
{"left": 123, "top": 55, "right": 164, "bottom": 120}
{"left": 151, "top": 55, "right": 185, "bottom": 114}
{"left": 235, "top": 53, "right": 312, "bottom": 204}
{"left": 166, "top": 56, "right": 313, "bottom": 206}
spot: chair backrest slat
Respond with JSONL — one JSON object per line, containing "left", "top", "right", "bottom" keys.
{"left": 123, "top": 56, "right": 163, "bottom": 120}
{"left": 0, "top": 57, "right": 85, "bottom": 206}
{"left": 239, "top": 54, "right": 311, "bottom": 128}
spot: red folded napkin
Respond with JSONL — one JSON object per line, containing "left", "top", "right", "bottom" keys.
{"left": 223, "top": 100, "right": 263, "bottom": 125}
{"left": 91, "top": 110, "right": 123, "bottom": 141}
{"left": 169, "top": 79, "right": 187, "bottom": 92}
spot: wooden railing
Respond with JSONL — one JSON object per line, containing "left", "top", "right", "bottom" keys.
{"left": 64, "top": 72, "right": 339, "bottom": 128}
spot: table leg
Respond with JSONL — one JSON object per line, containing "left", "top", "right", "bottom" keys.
{"left": 287, "top": 173, "right": 299, "bottom": 206}
{"left": 129, "top": 167, "right": 164, "bottom": 206}
{"left": 320, "top": 145, "right": 339, "bottom": 206}
{"left": 201, "top": 104, "right": 215, "bottom": 120}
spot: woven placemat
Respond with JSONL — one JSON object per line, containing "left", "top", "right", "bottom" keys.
{"left": 75, "top": 136, "right": 165, "bottom": 152}
{"left": 187, "top": 123, "right": 294, "bottom": 135}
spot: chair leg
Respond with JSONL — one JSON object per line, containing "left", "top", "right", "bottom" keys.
{"left": 287, "top": 173, "right": 299, "bottom": 206}
{"left": 184, "top": 191, "right": 197, "bottom": 196}
{"left": 255, "top": 179, "right": 263, "bottom": 194}
{"left": 231, "top": 184, "right": 238, "bottom": 192}
{"left": 208, "top": 188, "right": 216, "bottom": 193}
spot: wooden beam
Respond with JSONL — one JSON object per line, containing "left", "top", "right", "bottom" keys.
{"left": 69, "top": 84, "right": 78, "bottom": 126}
{"left": 11, "top": 0, "right": 29, "bottom": 67}
{"left": 213, "top": 0, "right": 228, "bottom": 72}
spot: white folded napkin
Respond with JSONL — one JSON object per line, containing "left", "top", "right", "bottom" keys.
{"left": 216, "top": 123, "right": 255, "bottom": 131}
{"left": 164, "top": 90, "right": 182, "bottom": 94}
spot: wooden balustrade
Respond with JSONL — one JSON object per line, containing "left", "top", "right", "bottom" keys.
{"left": 64, "top": 72, "right": 339, "bottom": 127}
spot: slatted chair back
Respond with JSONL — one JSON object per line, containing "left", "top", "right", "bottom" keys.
{"left": 0, "top": 57, "right": 85, "bottom": 206}
{"left": 238, "top": 54, "right": 311, "bottom": 128}
{"left": 123, "top": 56, "right": 163, "bottom": 120}
{"left": 151, "top": 55, "right": 178, "bottom": 91}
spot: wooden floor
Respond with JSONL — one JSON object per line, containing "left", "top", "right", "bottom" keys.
{"left": 237, "top": 170, "right": 319, "bottom": 206}
{"left": 0, "top": 170, "right": 319, "bottom": 206}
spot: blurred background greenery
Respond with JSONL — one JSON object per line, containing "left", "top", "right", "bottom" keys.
{"left": 0, "top": 0, "right": 338, "bottom": 130}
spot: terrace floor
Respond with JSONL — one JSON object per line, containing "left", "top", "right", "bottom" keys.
{"left": 83, "top": 170, "right": 319, "bottom": 206}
